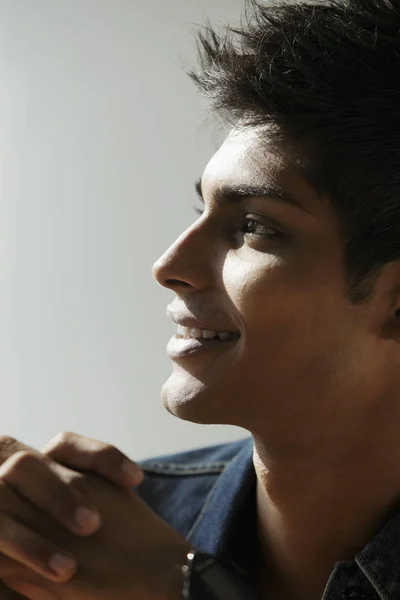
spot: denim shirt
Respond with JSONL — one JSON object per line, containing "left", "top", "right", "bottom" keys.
{"left": 136, "top": 436, "right": 399, "bottom": 600}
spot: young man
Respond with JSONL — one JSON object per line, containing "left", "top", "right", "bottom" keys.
{"left": 0, "top": 0, "right": 399, "bottom": 599}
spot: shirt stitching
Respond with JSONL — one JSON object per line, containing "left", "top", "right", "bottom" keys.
{"left": 139, "top": 461, "right": 228, "bottom": 475}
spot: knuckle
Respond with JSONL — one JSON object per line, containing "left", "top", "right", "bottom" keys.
{"left": 0, "top": 436, "right": 17, "bottom": 449}
{"left": 0, "top": 438, "right": 26, "bottom": 472}
{"left": 48, "top": 431, "right": 75, "bottom": 450}
{"left": 43, "top": 432, "right": 79, "bottom": 459}
{"left": 3, "top": 451, "right": 39, "bottom": 475}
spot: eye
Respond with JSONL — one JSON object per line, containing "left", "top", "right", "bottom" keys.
{"left": 243, "top": 216, "right": 283, "bottom": 240}
{"left": 192, "top": 207, "right": 284, "bottom": 241}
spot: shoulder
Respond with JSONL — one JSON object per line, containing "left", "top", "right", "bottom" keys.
{"left": 135, "top": 436, "right": 252, "bottom": 537}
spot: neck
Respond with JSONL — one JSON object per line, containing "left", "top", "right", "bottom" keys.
{"left": 252, "top": 431, "right": 400, "bottom": 600}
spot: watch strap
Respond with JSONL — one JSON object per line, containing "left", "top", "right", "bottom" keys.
{"left": 181, "top": 550, "right": 261, "bottom": 600}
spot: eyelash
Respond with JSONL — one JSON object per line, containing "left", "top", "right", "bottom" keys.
{"left": 193, "top": 207, "right": 284, "bottom": 240}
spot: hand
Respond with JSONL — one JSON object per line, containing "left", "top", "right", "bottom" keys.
{"left": 0, "top": 432, "right": 143, "bottom": 593}
{"left": 2, "top": 471, "right": 193, "bottom": 600}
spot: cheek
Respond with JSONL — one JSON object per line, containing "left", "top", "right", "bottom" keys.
{"left": 220, "top": 278, "right": 349, "bottom": 433}
{"left": 225, "top": 256, "right": 352, "bottom": 370}
{"left": 225, "top": 257, "right": 310, "bottom": 337}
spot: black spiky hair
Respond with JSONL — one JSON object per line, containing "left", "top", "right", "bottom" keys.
{"left": 187, "top": 0, "right": 400, "bottom": 302}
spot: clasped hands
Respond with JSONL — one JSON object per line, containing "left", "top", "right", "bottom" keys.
{"left": 0, "top": 433, "right": 192, "bottom": 600}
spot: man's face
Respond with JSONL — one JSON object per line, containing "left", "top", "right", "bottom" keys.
{"left": 153, "top": 127, "right": 384, "bottom": 449}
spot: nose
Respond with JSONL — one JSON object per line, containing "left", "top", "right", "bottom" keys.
{"left": 152, "top": 221, "right": 213, "bottom": 293}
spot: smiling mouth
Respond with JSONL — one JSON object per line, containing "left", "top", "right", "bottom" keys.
{"left": 167, "top": 329, "right": 241, "bottom": 360}
{"left": 176, "top": 325, "right": 241, "bottom": 342}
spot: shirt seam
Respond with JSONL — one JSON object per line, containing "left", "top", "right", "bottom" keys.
{"left": 138, "top": 461, "right": 229, "bottom": 475}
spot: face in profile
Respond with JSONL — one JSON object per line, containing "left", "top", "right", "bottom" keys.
{"left": 152, "top": 126, "right": 382, "bottom": 447}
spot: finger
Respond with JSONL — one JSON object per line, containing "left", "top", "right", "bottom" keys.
{"left": 2, "top": 579, "right": 60, "bottom": 600}
{"left": 0, "top": 452, "right": 101, "bottom": 537}
{"left": 0, "top": 581, "right": 26, "bottom": 599}
{"left": 0, "top": 438, "right": 98, "bottom": 535}
{"left": 42, "top": 432, "right": 144, "bottom": 487}
{"left": 0, "top": 513, "right": 76, "bottom": 584}
{"left": 0, "top": 437, "right": 35, "bottom": 468}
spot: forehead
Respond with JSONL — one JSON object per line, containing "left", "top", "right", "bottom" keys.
{"left": 201, "top": 126, "right": 325, "bottom": 216}
{"left": 203, "top": 127, "right": 301, "bottom": 188}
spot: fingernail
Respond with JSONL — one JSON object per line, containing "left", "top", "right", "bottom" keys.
{"left": 74, "top": 506, "right": 101, "bottom": 531}
{"left": 121, "top": 459, "right": 143, "bottom": 481}
{"left": 49, "top": 552, "right": 77, "bottom": 577}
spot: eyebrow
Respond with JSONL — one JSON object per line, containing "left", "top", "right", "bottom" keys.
{"left": 195, "top": 177, "right": 312, "bottom": 215}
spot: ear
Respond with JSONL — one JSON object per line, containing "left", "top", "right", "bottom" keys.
{"left": 368, "top": 262, "right": 400, "bottom": 342}
{"left": 384, "top": 306, "right": 400, "bottom": 346}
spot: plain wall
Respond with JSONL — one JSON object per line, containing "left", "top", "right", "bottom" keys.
{"left": 0, "top": 0, "right": 250, "bottom": 460}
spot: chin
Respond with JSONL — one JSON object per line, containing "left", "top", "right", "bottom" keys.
{"left": 160, "top": 369, "right": 231, "bottom": 425}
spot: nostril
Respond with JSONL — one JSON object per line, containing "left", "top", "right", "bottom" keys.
{"left": 166, "top": 279, "right": 191, "bottom": 287}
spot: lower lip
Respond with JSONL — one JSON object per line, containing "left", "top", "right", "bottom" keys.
{"left": 167, "top": 335, "right": 240, "bottom": 359}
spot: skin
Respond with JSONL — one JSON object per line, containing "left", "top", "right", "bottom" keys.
{"left": 152, "top": 126, "right": 400, "bottom": 599}
{"left": 0, "top": 437, "right": 190, "bottom": 600}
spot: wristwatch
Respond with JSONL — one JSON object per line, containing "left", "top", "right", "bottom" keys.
{"left": 180, "top": 549, "right": 261, "bottom": 600}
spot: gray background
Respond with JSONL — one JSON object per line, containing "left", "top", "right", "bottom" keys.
{"left": 0, "top": 1, "right": 250, "bottom": 460}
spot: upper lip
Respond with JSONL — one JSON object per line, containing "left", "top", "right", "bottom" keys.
{"left": 166, "top": 307, "right": 240, "bottom": 334}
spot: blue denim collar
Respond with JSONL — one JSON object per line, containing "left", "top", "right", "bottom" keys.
{"left": 186, "top": 436, "right": 255, "bottom": 555}
{"left": 186, "top": 435, "right": 259, "bottom": 585}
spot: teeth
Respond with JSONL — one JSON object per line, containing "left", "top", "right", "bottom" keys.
{"left": 217, "top": 332, "right": 232, "bottom": 341}
{"left": 202, "top": 329, "right": 217, "bottom": 339}
{"left": 177, "top": 325, "right": 238, "bottom": 341}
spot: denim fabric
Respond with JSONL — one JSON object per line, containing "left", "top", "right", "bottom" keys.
{"left": 136, "top": 436, "right": 398, "bottom": 599}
